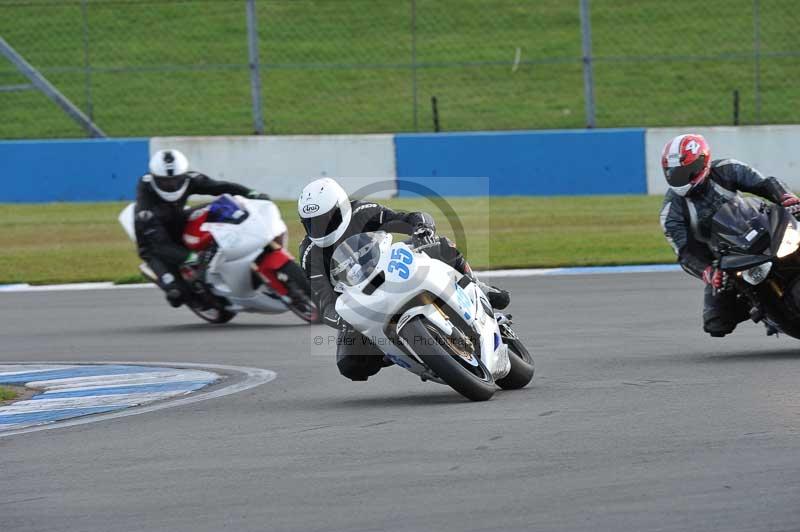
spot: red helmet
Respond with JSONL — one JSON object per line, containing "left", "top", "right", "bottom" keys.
{"left": 661, "top": 134, "right": 711, "bottom": 196}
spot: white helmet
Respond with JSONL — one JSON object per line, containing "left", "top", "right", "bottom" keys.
{"left": 298, "top": 178, "right": 352, "bottom": 247}
{"left": 147, "top": 149, "right": 190, "bottom": 202}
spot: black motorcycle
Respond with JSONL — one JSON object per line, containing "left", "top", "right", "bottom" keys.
{"left": 710, "top": 193, "right": 800, "bottom": 337}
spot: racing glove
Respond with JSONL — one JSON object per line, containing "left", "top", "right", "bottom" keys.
{"left": 412, "top": 223, "right": 437, "bottom": 247}
{"left": 702, "top": 265, "right": 724, "bottom": 290}
{"left": 781, "top": 193, "right": 800, "bottom": 215}
{"left": 247, "top": 190, "right": 271, "bottom": 201}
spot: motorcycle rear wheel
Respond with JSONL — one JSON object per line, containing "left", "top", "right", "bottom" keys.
{"left": 399, "top": 317, "right": 495, "bottom": 402}
{"left": 287, "top": 295, "right": 320, "bottom": 324}
{"left": 275, "top": 260, "right": 321, "bottom": 324}
{"left": 189, "top": 304, "right": 235, "bottom": 324}
{"left": 187, "top": 290, "right": 236, "bottom": 324}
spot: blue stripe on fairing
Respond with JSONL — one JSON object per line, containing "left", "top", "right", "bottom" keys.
{"left": 31, "top": 380, "right": 215, "bottom": 400}
{"left": 0, "top": 406, "right": 126, "bottom": 425}
{"left": 0, "top": 365, "right": 165, "bottom": 384}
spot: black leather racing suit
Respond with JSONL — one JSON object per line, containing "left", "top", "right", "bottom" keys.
{"left": 659, "top": 159, "right": 794, "bottom": 336}
{"left": 134, "top": 172, "right": 253, "bottom": 296}
{"left": 300, "top": 200, "right": 472, "bottom": 381}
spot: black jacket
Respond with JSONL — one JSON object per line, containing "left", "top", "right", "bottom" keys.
{"left": 134, "top": 172, "right": 252, "bottom": 266}
{"left": 660, "top": 159, "right": 792, "bottom": 278}
{"left": 299, "top": 200, "right": 434, "bottom": 328}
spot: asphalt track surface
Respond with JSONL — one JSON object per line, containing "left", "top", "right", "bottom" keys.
{"left": 2, "top": 272, "right": 799, "bottom": 532}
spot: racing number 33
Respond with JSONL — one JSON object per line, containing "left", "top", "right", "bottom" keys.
{"left": 387, "top": 248, "right": 414, "bottom": 279}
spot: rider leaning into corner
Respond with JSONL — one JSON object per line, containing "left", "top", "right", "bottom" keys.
{"left": 134, "top": 149, "right": 302, "bottom": 308}
{"left": 659, "top": 133, "right": 800, "bottom": 337}
{"left": 298, "top": 177, "right": 511, "bottom": 381}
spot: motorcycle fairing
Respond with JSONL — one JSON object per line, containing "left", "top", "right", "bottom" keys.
{"left": 710, "top": 195, "right": 770, "bottom": 255}
{"left": 720, "top": 253, "right": 770, "bottom": 271}
{"left": 712, "top": 194, "right": 800, "bottom": 271}
{"left": 203, "top": 196, "right": 286, "bottom": 262}
{"left": 334, "top": 233, "right": 511, "bottom": 381}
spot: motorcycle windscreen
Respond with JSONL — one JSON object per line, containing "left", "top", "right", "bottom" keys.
{"left": 330, "top": 232, "right": 385, "bottom": 288}
{"left": 710, "top": 196, "right": 770, "bottom": 254}
{"left": 207, "top": 195, "right": 249, "bottom": 225}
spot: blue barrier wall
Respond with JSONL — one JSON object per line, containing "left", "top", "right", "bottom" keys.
{"left": 0, "top": 139, "right": 148, "bottom": 202}
{"left": 394, "top": 129, "right": 647, "bottom": 197}
{"left": 0, "top": 129, "right": 650, "bottom": 202}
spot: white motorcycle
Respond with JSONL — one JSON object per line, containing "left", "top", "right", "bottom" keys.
{"left": 332, "top": 231, "right": 533, "bottom": 401}
{"left": 119, "top": 194, "right": 319, "bottom": 324}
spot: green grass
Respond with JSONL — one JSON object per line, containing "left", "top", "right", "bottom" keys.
{"left": 0, "top": 196, "right": 673, "bottom": 285}
{"left": 0, "top": 0, "right": 797, "bottom": 138}
{"left": 0, "top": 386, "right": 17, "bottom": 402}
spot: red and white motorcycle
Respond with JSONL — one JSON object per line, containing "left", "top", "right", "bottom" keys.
{"left": 119, "top": 194, "right": 319, "bottom": 324}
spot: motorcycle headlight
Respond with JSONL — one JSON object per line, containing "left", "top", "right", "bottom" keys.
{"left": 742, "top": 262, "right": 772, "bottom": 285}
{"left": 777, "top": 223, "right": 800, "bottom": 258}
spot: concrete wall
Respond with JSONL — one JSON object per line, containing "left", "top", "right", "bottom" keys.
{"left": 0, "top": 139, "right": 148, "bottom": 202}
{"left": 645, "top": 125, "right": 800, "bottom": 194}
{"left": 395, "top": 129, "right": 647, "bottom": 197}
{"left": 150, "top": 135, "right": 397, "bottom": 199}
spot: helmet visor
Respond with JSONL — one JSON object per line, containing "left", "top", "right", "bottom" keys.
{"left": 664, "top": 156, "right": 706, "bottom": 188}
{"left": 154, "top": 175, "right": 188, "bottom": 193}
{"left": 302, "top": 205, "right": 343, "bottom": 240}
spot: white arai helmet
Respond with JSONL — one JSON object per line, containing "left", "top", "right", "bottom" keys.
{"left": 298, "top": 178, "right": 352, "bottom": 247}
{"left": 146, "top": 149, "right": 190, "bottom": 202}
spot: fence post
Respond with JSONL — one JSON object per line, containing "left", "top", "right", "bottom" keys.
{"left": 246, "top": 0, "right": 265, "bottom": 134}
{"left": 579, "top": 0, "right": 596, "bottom": 129}
{"left": 411, "top": 0, "right": 418, "bottom": 132}
{"left": 80, "top": 0, "right": 93, "bottom": 121}
{"left": 753, "top": 0, "right": 761, "bottom": 125}
{"left": 431, "top": 95, "right": 440, "bottom": 132}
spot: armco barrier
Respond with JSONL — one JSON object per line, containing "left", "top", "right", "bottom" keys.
{"left": 0, "top": 138, "right": 148, "bottom": 203}
{"left": 394, "top": 129, "right": 647, "bottom": 197}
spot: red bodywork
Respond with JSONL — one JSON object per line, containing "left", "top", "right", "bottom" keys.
{"left": 183, "top": 209, "right": 214, "bottom": 250}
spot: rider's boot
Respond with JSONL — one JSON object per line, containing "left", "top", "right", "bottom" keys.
{"left": 454, "top": 256, "right": 510, "bottom": 310}
{"left": 476, "top": 279, "right": 511, "bottom": 310}
{"left": 159, "top": 272, "right": 185, "bottom": 308}
{"left": 165, "top": 287, "right": 184, "bottom": 308}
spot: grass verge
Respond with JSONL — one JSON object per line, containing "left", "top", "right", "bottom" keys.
{"left": 0, "top": 196, "right": 674, "bottom": 285}
{"left": 0, "top": 386, "right": 18, "bottom": 402}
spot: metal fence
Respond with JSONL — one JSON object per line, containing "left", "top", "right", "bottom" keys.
{"left": 0, "top": 0, "right": 798, "bottom": 139}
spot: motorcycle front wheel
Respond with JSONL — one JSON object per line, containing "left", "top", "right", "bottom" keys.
{"left": 399, "top": 316, "right": 495, "bottom": 402}
{"left": 495, "top": 335, "right": 534, "bottom": 390}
